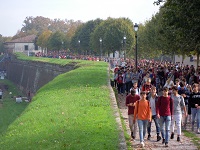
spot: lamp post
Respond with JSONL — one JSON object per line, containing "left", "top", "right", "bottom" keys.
{"left": 78, "top": 40, "right": 80, "bottom": 54}
{"left": 99, "top": 38, "right": 102, "bottom": 60}
{"left": 123, "top": 36, "right": 126, "bottom": 61}
{"left": 134, "top": 23, "right": 139, "bottom": 71}
{"left": 61, "top": 41, "right": 63, "bottom": 50}
{"left": 120, "top": 40, "right": 123, "bottom": 59}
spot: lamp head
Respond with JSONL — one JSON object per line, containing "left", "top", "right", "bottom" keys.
{"left": 134, "top": 23, "right": 139, "bottom": 32}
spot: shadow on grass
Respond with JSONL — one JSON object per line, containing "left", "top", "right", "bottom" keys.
{"left": 38, "top": 66, "right": 108, "bottom": 94}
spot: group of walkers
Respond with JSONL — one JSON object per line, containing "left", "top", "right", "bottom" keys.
{"left": 35, "top": 51, "right": 109, "bottom": 62}
{"left": 113, "top": 59, "right": 200, "bottom": 148}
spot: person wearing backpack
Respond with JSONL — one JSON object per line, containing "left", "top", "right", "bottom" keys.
{"left": 133, "top": 91, "right": 152, "bottom": 148}
{"left": 126, "top": 89, "right": 140, "bottom": 140}
{"left": 141, "top": 78, "right": 152, "bottom": 95}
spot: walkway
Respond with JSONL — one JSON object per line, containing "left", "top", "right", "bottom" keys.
{"left": 117, "top": 93, "right": 199, "bottom": 150}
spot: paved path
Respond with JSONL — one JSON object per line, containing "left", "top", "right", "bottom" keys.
{"left": 116, "top": 93, "right": 199, "bottom": 150}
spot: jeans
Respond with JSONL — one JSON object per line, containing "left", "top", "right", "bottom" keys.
{"left": 137, "top": 119, "right": 148, "bottom": 143}
{"left": 171, "top": 114, "right": 182, "bottom": 135}
{"left": 117, "top": 83, "right": 124, "bottom": 94}
{"left": 125, "top": 81, "right": 132, "bottom": 94}
{"left": 159, "top": 116, "right": 171, "bottom": 143}
{"left": 191, "top": 108, "right": 200, "bottom": 129}
{"left": 183, "top": 105, "right": 188, "bottom": 128}
{"left": 128, "top": 115, "right": 137, "bottom": 137}
{"left": 147, "top": 115, "right": 160, "bottom": 135}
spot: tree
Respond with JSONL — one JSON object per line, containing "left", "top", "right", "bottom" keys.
{"left": 70, "top": 19, "right": 102, "bottom": 55}
{"left": 37, "top": 30, "right": 52, "bottom": 53}
{"left": 0, "top": 35, "right": 12, "bottom": 53}
{"left": 48, "top": 31, "right": 65, "bottom": 52}
{"left": 90, "top": 18, "right": 135, "bottom": 57}
{"left": 161, "top": 0, "right": 200, "bottom": 65}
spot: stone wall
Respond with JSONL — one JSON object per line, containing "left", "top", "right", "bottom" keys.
{"left": 3, "top": 57, "right": 76, "bottom": 96}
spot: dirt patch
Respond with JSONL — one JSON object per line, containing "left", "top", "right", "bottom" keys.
{"left": 0, "top": 83, "right": 9, "bottom": 91}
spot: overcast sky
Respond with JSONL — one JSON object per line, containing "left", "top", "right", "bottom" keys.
{"left": 0, "top": 0, "right": 161, "bottom": 37}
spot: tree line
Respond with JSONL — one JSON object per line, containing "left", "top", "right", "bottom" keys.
{"left": 1, "top": 0, "right": 200, "bottom": 65}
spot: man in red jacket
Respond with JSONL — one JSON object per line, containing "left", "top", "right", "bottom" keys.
{"left": 126, "top": 89, "right": 140, "bottom": 139}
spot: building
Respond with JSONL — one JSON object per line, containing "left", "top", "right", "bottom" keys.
{"left": 3, "top": 34, "right": 42, "bottom": 55}
{"left": 175, "top": 55, "right": 198, "bottom": 68}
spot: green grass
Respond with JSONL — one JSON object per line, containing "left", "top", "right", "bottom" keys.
{"left": 112, "top": 88, "right": 132, "bottom": 150}
{"left": 0, "top": 53, "right": 121, "bottom": 150}
{"left": 183, "top": 130, "right": 200, "bottom": 149}
{"left": 0, "top": 80, "right": 29, "bottom": 134}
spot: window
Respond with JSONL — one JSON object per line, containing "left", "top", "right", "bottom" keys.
{"left": 35, "top": 45, "right": 38, "bottom": 50}
{"left": 24, "top": 45, "right": 28, "bottom": 50}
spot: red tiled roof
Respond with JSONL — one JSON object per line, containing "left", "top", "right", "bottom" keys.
{"left": 9, "top": 35, "right": 36, "bottom": 43}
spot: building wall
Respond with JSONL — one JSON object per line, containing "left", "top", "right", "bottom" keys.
{"left": 14, "top": 43, "right": 34, "bottom": 52}
{"left": 4, "top": 42, "right": 42, "bottom": 54}
{"left": 2, "top": 56, "right": 76, "bottom": 96}
{"left": 175, "top": 55, "right": 197, "bottom": 68}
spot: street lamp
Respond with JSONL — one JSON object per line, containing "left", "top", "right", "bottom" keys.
{"left": 120, "top": 40, "right": 123, "bottom": 59}
{"left": 78, "top": 40, "right": 80, "bottom": 54}
{"left": 134, "top": 23, "right": 139, "bottom": 71}
{"left": 123, "top": 35, "right": 126, "bottom": 61}
{"left": 61, "top": 41, "right": 64, "bottom": 50}
{"left": 99, "top": 38, "right": 102, "bottom": 60}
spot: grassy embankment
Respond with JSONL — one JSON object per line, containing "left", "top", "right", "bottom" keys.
{"left": 0, "top": 53, "right": 120, "bottom": 150}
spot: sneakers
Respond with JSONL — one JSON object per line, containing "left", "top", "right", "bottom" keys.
{"left": 157, "top": 135, "right": 161, "bottom": 141}
{"left": 177, "top": 136, "right": 180, "bottom": 142}
{"left": 147, "top": 134, "right": 151, "bottom": 140}
{"left": 131, "top": 132, "right": 135, "bottom": 139}
{"left": 192, "top": 125, "right": 194, "bottom": 131}
{"left": 170, "top": 133, "right": 174, "bottom": 139}
{"left": 140, "top": 142, "right": 145, "bottom": 148}
{"left": 197, "top": 128, "right": 200, "bottom": 134}
{"left": 162, "top": 139, "right": 165, "bottom": 144}
{"left": 165, "top": 142, "right": 169, "bottom": 147}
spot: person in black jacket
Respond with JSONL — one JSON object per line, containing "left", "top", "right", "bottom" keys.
{"left": 178, "top": 82, "right": 190, "bottom": 129}
{"left": 188, "top": 83, "right": 200, "bottom": 133}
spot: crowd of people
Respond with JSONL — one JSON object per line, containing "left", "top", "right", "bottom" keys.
{"left": 35, "top": 51, "right": 109, "bottom": 62}
{"left": 113, "top": 59, "right": 200, "bottom": 148}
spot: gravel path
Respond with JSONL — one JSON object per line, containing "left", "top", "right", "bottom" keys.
{"left": 116, "top": 93, "right": 199, "bottom": 150}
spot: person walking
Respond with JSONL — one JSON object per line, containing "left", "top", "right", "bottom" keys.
{"left": 170, "top": 86, "right": 187, "bottom": 142}
{"left": 188, "top": 83, "right": 200, "bottom": 133}
{"left": 156, "top": 87, "right": 173, "bottom": 147}
{"left": 126, "top": 89, "right": 140, "bottom": 140}
{"left": 117, "top": 72, "right": 124, "bottom": 95}
{"left": 133, "top": 91, "right": 152, "bottom": 148}
{"left": 178, "top": 82, "right": 190, "bottom": 129}
{"left": 146, "top": 86, "right": 161, "bottom": 141}
{"left": 130, "top": 81, "right": 140, "bottom": 95}
{"left": 141, "top": 78, "right": 152, "bottom": 95}
{"left": 124, "top": 69, "right": 133, "bottom": 95}
{"left": 0, "top": 88, "right": 3, "bottom": 100}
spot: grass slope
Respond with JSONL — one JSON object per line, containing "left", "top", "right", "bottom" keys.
{"left": 0, "top": 53, "right": 120, "bottom": 150}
